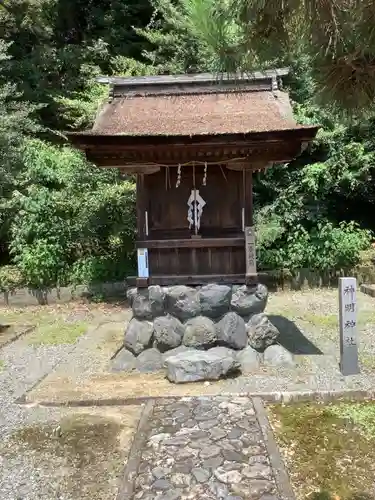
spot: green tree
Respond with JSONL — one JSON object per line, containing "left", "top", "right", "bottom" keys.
{"left": 9, "top": 139, "right": 136, "bottom": 290}
{"left": 0, "top": 0, "right": 154, "bottom": 130}
{"left": 0, "top": 41, "right": 40, "bottom": 262}
{"left": 136, "top": 0, "right": 245, "bottom": 73}
{"left": 168, "top": 0, "right": 375, "bottom": 112}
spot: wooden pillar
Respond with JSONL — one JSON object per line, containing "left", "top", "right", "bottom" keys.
{"left": 243, "top": 169, "right": 257, "bottom": 283}
{"left": 136, "top": 174, "right": 149, "bottom": 287}
{"left": 136, "top": 174, "right": 146, "bottom": 239}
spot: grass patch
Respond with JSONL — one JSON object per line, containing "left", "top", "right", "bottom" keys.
{"left": 0, "top": 359, "right": 4, "bottom": 371}
{"left": 27, "top": 321, "right": 87, "bottom": 345}
{"left": 300, "top": 310, "right": 375, "bottom": 331}
{"left": 303, "top": 313, "right": 338, "bottom": 329}
{"left": 359, "top": 353, "right": 375, "bottom": 370}
{"left": 330, "top": 402, "right": 375, "bottom": 438}
{"left": 269, "top": 401, "right": 375, "bottom": 500}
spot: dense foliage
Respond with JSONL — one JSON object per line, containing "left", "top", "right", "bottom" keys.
{"left": 0, "top": 0, "right": 374, "bottom": 291}
{"left": 171, "top": 0, "right": 375, "bottom": 113}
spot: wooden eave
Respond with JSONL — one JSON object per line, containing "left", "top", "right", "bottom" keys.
{"left": 67, "top": 126, "right": 319, "bottom": 168}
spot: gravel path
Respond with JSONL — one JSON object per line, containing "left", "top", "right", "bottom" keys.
{"left": 0, "top": 336, "right": 76, "bottom": 434}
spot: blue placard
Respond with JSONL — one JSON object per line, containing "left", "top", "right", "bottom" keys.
{"left": 137, "top": 248, "right": 149, "bottom": 278}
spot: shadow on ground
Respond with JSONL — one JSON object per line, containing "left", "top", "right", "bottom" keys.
{"left": 269, "top": 315, "right": 323, "bottom": 355}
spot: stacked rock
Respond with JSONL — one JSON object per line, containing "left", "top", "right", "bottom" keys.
{"left": 111, "top": 283, "right": 293, "bottom": 382}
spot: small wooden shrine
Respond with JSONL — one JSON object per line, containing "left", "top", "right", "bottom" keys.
{"left": 68, "top": 69, "right": 319, "bottom": 287}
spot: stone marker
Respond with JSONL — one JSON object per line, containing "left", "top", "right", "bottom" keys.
{"left": 339, "top": 277, "right": 360, "bottom": 376}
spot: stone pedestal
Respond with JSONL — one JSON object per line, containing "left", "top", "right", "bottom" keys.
{"left": 114, "top": 283, "right": 293, "bottom": 382}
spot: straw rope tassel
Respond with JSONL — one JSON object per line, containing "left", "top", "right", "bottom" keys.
{"left": 176, "top": 164, "right": 181, "bottom": 188}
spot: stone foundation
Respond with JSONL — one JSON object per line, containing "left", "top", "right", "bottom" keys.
{"left": 114, "top": 283, "right": 294, "bottom": 382}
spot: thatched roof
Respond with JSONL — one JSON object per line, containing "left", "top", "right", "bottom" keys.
{"left": 87, "top": 70, "right": 311, "bottom": 137}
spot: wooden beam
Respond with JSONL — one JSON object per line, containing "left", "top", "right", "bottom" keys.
{"left": 136, "top": 237, "right": 245, "bottom": 249}
{"left": 127, "top": 274, "right": 251, "bottom": 286}
{"left": 85, "top": 142, "right": 303, "bottom": 167}
{"left": 119, "top": 165, "right": 160, "bottom": 174}
{"left": 135, "top": 277, "right": 149, "bottom": 288}
{"left": 226, "top": 161, "right": 272, "bottom": 171}
{"left": 68, "top": 126, "right": 319, "bottom": 148}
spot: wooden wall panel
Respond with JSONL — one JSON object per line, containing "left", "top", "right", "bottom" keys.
{"left": 144, "top": 165, "right": 243, "bottom": 238}
{"left": 148, "top": 246, "right": 246, "bottom": 277}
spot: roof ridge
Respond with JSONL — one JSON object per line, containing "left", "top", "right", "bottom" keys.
{"left": 100, "top": 68, "right": 290, "bottom": 99}
{"left": 111, "top": 87, "right": 281, "bottom": 100}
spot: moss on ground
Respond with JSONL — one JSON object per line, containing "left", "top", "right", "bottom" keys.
{"left": 269, "top": 401, "right": 375, "bottom": 500}
{"left": 298, "top": 311, "right": 375, "bottom": 331}
{"left": 2, "top": 414, "right": 128, "bottom": 499}
{"left": 26, "top": 320, "right": 88, "bottom": 345}
{"left": 0, "top": 301, "right": 129, "bottom": 346}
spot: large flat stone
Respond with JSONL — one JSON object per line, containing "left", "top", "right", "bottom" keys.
{"left": 208, "top": 346, "right": 236, "bottom": 359}
{"left": 165, "top": 350, "right": 240, "bottom": 383}
{"left": 162, "top": 345, "right": 194, "bottom": 365}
